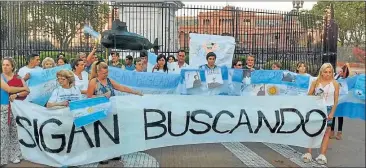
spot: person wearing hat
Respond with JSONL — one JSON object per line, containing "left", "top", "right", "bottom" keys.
{"left": 17, "top": 53, "right": 42, "bottom": 83}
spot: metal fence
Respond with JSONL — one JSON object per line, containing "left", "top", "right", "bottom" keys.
{"left": 1, "top": 1, "right": 326, "bottom": 74}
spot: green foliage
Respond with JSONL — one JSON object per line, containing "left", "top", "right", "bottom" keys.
{"left": 302, "top": 1, "right": 366, "bottom": 46}
{"left": 25, "top": 1, "right": 110, "bottom": 49}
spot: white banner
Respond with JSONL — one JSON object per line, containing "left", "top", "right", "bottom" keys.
{"left": 11, "top": 95, "right": 327, "bottom": 167}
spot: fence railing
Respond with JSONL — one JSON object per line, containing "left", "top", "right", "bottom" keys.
{"left": 1, "top": 1, "right": 326, "bottom": 74}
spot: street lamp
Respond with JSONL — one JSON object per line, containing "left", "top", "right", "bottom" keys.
{"left": 292, "top": 0, "right": 304, "bottom": 11}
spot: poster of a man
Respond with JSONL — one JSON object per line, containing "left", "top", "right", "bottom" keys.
{"left": 193, "top": 75, "right": 202, "bottom": 88}
{"left": 185, "top": 71, "right": 202, "bottom": 89}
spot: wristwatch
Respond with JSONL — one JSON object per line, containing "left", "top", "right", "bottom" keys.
{"left": 16, "top": 93, "right": 20, "bottom": 98}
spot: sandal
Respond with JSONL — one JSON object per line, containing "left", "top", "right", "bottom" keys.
{"left": 336, "top": 132, "right": 343, "bottom": 140}
{"left": 315, "top": 154, "right": 327, "bottom": 165}
{"left": 302, "top": 153, "right": 312, "bottom": 163}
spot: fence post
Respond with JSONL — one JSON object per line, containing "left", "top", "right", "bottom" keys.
{"left": 322, "top": 3, "right": 338, "bottom": 69}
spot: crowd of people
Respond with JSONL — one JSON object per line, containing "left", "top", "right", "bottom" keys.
{"left": 0, "top": 48, "right": 353, "bottom": 166}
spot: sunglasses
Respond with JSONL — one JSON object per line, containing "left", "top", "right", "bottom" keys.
{"left": 236, "top": 64, "right": 242, "bottom": 66}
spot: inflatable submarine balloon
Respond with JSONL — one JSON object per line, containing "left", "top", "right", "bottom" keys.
{"left": 83, "top": 19, "right": 159, "bottom": 50}
{"left": 103, "top": 19, "right": 159, "bottom": 50}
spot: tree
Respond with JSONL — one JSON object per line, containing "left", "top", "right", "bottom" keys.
{"left": 303, "top": 1, "right": 365, "bottom": 46}
{"left": 27, "top": 1, "right": 110, "bottom": 49}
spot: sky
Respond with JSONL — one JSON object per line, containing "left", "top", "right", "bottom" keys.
{"left": 182, "top": 1, "right": 317, "bottom": 12}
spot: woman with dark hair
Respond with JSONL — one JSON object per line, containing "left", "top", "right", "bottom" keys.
{"left": 57, "top": 57, "right": 68, "bottom": 66}
{"left": 331, "top": 63, "right": 350, "bottom": 140}
{"left": 152, "top": 54, "right": 168, "bottom": 73}
{"left": 296, "top": 62, "right": 311, "bottom": 76}
{"left": 72, "top": 59, "right": 89, "bottom": 98}
{"left": 167, "top": 55, "right": 176, "bottom": 63}
{"left": 232, "top": 58, "right": 243, "bottom": 69}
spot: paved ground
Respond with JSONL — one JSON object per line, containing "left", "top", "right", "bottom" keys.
{"left": 4, "top": 118, "right": 365, "bottom": 168}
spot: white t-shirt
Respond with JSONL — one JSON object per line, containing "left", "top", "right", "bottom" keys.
{"left": 168, "top": 62, "right": 189, "bottom": 74}
{"left": 48, "top": 86, "right": 82, "bottom": 103}
{"left": 153, "top": 69, "right": 168, "bottom": 74}
{"left": 74, "top": 71, "right": 89, "bottom": 91}
{"left": 18, "top": 66, "right": 42, "bottom": 83}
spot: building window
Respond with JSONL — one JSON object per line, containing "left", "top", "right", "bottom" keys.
{"left": 203, "top": 19, "right": 210, "bottom": 26}
{"left": 243, "top": 19, "right": 251, "bottom": 23}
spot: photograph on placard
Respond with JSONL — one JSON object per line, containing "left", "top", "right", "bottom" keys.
{"left": 205, "top": 68, "right": 223, "bottom": 89}
{"left": 185, "top": 71, "right": 202, "bottom": 89}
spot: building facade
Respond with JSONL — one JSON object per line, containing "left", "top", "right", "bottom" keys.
{"left": 177, "top": 6, "right": 307, "bottom": 51}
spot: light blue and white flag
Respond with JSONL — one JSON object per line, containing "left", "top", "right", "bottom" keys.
{"left": 335, "top": 74, "right": 365, "bottom": 120}
{"left": 108, "top": 66, "right": 181, "bottom": 95}
{"left": 147, "top": 52, "right": 157, "bottom": 73}
{"left": 69, "top": 96, "right": 111, "bottom": 128}
{"left": 189, "top": 33, "right": 235, "bottom": 68}
{"left": 27, "top": 64, "right": 72, "bottom": 106}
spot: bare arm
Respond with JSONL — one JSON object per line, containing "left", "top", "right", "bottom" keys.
{"left": 17, "top": 79, "right": 30, "bottom": 97}
{"left": 46, "top": 101, "right": 68, "bottom": 108}
{"left": 1, "top": 78, "right": 29, "bottom": 93}
{"left": 80, "top": 90, "right": 87, "bottom": 94}
{"left": 86, "top": 79, "right": 97, "bottom": 98}
{"left": 110, "top": 79, "right": 142, "bottom": 96}
{"left": 86, "top": 47, "right": 97, "bottom": 65}
{"left": 307, "top": 80, "right": 317, "bottom": 95}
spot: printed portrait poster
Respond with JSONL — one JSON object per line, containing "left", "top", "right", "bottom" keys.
{"left": 185, "top": 71, "right": 202, "bottom": 89}
{"left": 205, "top": 68, "right": 223, "bottom": 89}
{"left": 241, "top": 84, "right": 266, "bottom": 96}
{"left": 189, "top": 33, "right": 235, "bottom": 68}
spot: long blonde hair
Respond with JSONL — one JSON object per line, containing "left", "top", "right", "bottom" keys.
{"left": 315, "top": 63, "right": 334, "bottom": 85}
{"left": 89, "top": 61, "right": 108, "bottom": 80}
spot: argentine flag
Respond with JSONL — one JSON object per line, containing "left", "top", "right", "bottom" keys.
{"left": 335, "top": 74, "right": 365, "bottom": 120}
{"left": 69, "top": 97, "right": 112, "bottom": 128}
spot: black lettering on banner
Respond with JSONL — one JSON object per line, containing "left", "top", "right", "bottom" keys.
{"left": 66, "top": 124, "right": 95, "bottom": 153}
{"left": 276, "top": 108, "right": 304, "bottom": 134}
{"left": 39, "top": 119, "right": 66, "bottom": 153}
{"left": 15, "top": 116, "right": 37, "bottom": 148}
{"left": 302, "top": 109, "right": 327, "bottom": 137}
{"left": 189, "top": 110, "right": 213, "bottom": 134}
{"left": 94, "top": 114, "right": 120, "bottom": 147}
{"left": 230, "top": 109, "right": 253, "bottom": 133}
{"left": 144, "top": 109, "right": 167, "bottom": 140}
{"left": 212, "top": 110, "right": 234, "bottom": 134}
{"left": 168, "top": 111, "right": 190, "bottom": 136}
{"left": 254, "top": 110, "right": 280, "bottom": 133}
{"left": 32, "top": 119, "right": 43, "bottom": 151}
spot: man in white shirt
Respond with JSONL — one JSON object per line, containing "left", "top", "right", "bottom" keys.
{"left": 18, "top": 53, "right": 42, "bottom": 82}
{"left": 168, "top": 50, "right": 189, "bottom": 74}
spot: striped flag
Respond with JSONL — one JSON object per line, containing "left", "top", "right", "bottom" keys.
{"left": 69, "top": 97, "right": 111, "bottom": 128}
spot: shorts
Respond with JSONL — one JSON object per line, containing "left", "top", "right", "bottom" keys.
{"left": 327, "top": 106, "right": 333, "bottom": 127}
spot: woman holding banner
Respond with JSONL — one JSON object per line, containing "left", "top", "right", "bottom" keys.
{"left": 1, "top": 57, "right": 30, "bottom": 166}
{"left": 46, "top": 70, "right": 82, "bottom": 108}
{"left": 87, "top": 61, "right": 143, "bottom": 164}
{"left": 302, "top": 63, "right": 340, "bottom": 165}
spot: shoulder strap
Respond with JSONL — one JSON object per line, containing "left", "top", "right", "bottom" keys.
{"left": 1, "top": 74, "right": 8, "bottom": 82}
